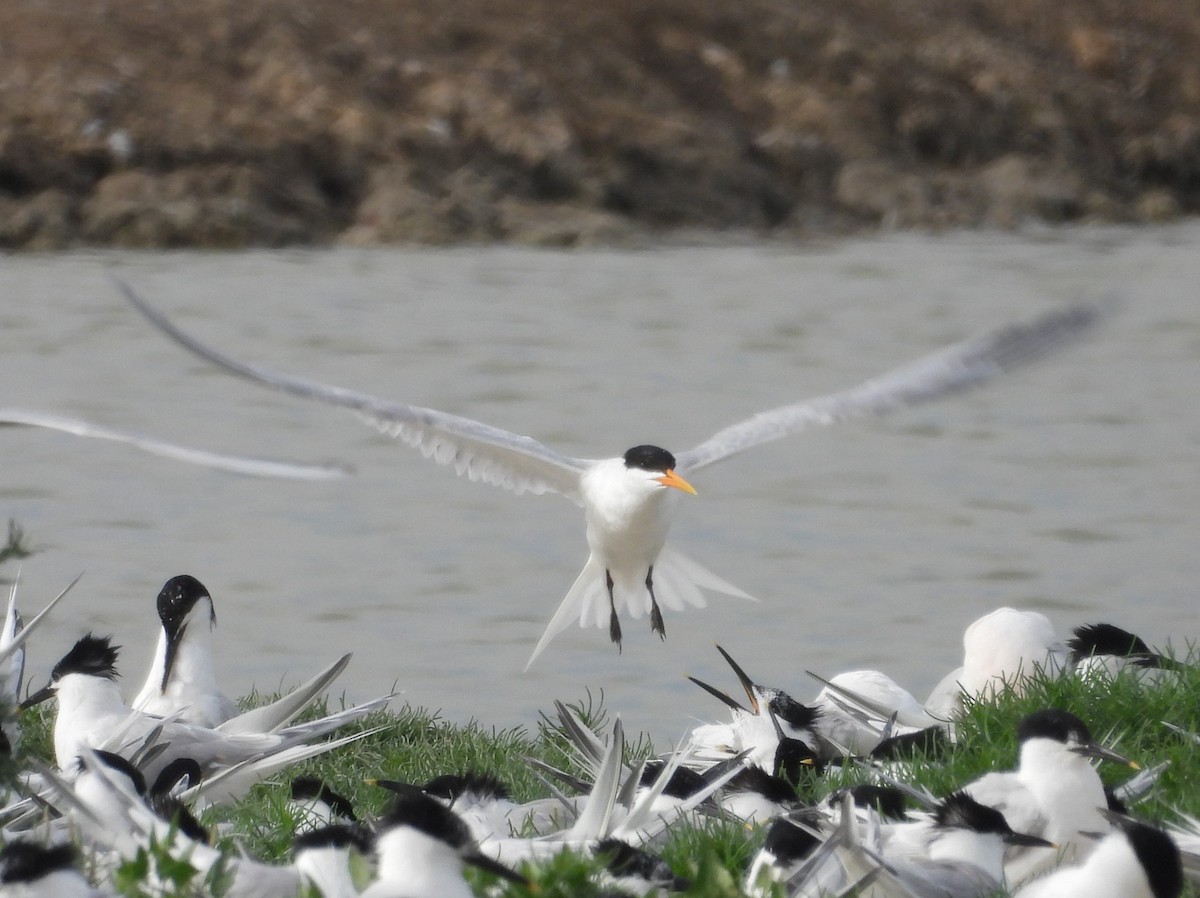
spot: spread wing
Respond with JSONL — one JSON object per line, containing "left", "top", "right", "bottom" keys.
{"left": 675, "top": 302, "right": 1105, "bottom": 474}
{"left": 116, "top": 278, "right": 593, "bottom": 502}
{"left": 0, "top": 407, "right": 350, "bottom": 481}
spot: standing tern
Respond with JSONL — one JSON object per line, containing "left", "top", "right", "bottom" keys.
{"left": 20, "top": 633, "right": 390, "bottom": 784}
{"left": 132, "top": 574, "right": 238, "bottom": 727}
{"left": 118, "top": 280, "right": 1103, "bottom": 667}
{"left": 962, "top": 708, "right": 1139, "bottom": 885}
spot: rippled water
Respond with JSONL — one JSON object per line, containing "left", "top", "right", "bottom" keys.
{"left": 3, "top": 224, "right": 1198, "bottom": 743}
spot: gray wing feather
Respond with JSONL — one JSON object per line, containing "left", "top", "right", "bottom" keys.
{"left": 676, "top": 302, "right": 1104, "bottom": 473}
{"left": 0, "top": 407, "right": 351, "bottom": 481}
{"left": 116, "top": 278, "right": 592, "bottom": 502}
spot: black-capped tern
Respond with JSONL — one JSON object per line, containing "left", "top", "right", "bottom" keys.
{"left": 1013, "top": 810, "right": 1183, "bottom": 898}
{"left": 132, "top": 574, "right": 238, "bottom": 727}
{"left": 0, "top": 839, "right": 101, "bottom": 898}
{"left": 363, "top": 784, "right": 528, "bottom": 898}
{"left": 962, "top": 708, "right": 1139, "bottom": 885}
{"left": 20, "top": 633, "right": 390, "bottom": 785}
{"left": 118, "top": 280, "right": 1103, "bottom": 667}
{"left": 1068, "top": 622, "right": 1186, "bottom": 682}
{"left": 130, "top": 573, "right": 358, "bottom": 738}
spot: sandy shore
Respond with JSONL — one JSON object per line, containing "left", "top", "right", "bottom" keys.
{"left": 1, "top": 0, "right": 1198, "bottom": 248}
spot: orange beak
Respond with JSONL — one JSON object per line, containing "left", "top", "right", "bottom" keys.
{"left": 656, "top": 469, "right": 697, "bottom": 495}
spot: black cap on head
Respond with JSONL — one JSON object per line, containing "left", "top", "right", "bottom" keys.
{"left": 1113, "top": 816, "right": 1184, "bottom": 898}
{"left": 727, "top": 765, "right": 799, "bottom": 805}
{"left": 639, "top": 760, "right": 706, "bottom": 799}
{"left": 839, "top": 784, "right": 909, "bottom": 821}
{"left": 51, "top": 633, "right": 120, "bottom": 682}
{"left": 293, "top": 823, "right": 372, "bottom": 856}
{"left": 1017, "top": 708, "right": 1092, "bottom": 745}
{"left": 78, "top": 749, "right": 148, "bottom": 796}
{"left": 934, "top": 792, "right": 1012, "bottom": 835}
{"left": 761, "top": 817, "right": 820, "bottom": 865}
{"left": 769, "top": 692, "right": 821, "bottom": 732}
{"left": 595, "top": 839, "right": 690, "bottom": 891}
{"left": 0, "top": 840, "right": 79, "bottom": 884}
{"left": 291, "top": 776, "right": 359, "bottom": 822}
{"left": 1068, "top": 623, "right": 1152, "bottom": 664}
{"left": 421, "top": 771, "right": 510, "bottom": 804}
{"left": 157, "top": 575, "right": 215, "bottom": 632}
{"left": 378, "top": 786, "right": 472, "bottom": 850}
{"left": 623, "top": 445, "right": 677, "bottom": 472}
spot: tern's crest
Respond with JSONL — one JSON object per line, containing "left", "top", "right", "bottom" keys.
{"left": 51, "top": 633, "right": 120, "bottom": 682}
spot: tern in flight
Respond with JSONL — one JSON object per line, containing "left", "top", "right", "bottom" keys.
{"left": 117, "top": 280, "right": 1102, "bottom": 668}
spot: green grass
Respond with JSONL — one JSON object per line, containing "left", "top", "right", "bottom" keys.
{"left": 10, "top": 656, "right": 1200, "bottom": 897}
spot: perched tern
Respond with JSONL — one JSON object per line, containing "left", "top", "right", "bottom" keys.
{"left": 926, "top": 607, "right": 1068, "bottom": 718}
{"left": 132, "top": 574, "right": 238, "bottom": 727}
{"left": 292, "top": 824, "right": 372, "bottom": 898}
{"left": 777, "top": 792, "right": 1051, "bottom": 897}
{"left": 1013, "top": 811, "right": 1183, "bottom": 898}
{"left": 687, "top": 644, "right": 824, "bottom": 768}
{"left": 0, "top": 840, "right": 102, "bottom": 898}
{"left": 130, "top": 573, "right": 357, "bottom": 737}
{"left": 119, "top": 280, "right": 1102, "bottom": 667}
{"left": 962, "top": 708, "right": 1139, "bottom": 884}
{"left": 21, "top": 633, "right": 389, "bottom": 784}
{"left": 361, "top": 784, "right": 528, "bottom": 898}
{"left": 288, "top": 776, "right": 359, "bottom": 833}
{"left": 1068, "top": 623, "right": 1185, "bottom": 682}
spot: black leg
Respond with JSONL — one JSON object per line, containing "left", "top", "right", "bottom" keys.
{"left": 606, "top": 570, "right": 622, "bottom": 651}
{"left": 647, "top": 566, "right": 665, "bottom": 640}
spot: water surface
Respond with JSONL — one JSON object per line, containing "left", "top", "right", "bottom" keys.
{"left": 3, "top": 225, "right": 1198, "bottom": 742}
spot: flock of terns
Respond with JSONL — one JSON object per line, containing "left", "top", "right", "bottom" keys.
{"left": 0, "top": 573, "right": 1195, "bottom": 898}
{"left": 0, "top": 282, "right": 1194, "bottom": 896}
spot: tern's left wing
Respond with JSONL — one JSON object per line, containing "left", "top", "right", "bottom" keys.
{"left": 0, "top": 407, "right": 350, "bottom": 481}
{"left": 117, "top": 279, "right": 592, "bottom": 502}
{"left": 675, "top": 302, "right": 1105, "bottom": 474}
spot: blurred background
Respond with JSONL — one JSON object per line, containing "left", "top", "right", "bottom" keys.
{"left": 2, "top": 1, "right": 1198, "bottom": 743}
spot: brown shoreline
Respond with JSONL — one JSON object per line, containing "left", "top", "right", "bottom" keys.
{"left": 1, "top": 0, "right": 1198, "bottom": 249}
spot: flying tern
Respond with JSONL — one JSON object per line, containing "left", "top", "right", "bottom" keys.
{"left": 118, "top": 280, "right": 1103, "bottom": 667}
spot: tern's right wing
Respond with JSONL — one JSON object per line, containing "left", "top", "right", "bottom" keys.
{"left": 117, "top": 279, "right": 592, "bottom": 502}
{"left": 676, "top": 302, "right": 1106, "bottom": 474}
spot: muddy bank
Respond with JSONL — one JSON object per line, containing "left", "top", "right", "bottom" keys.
{"left": 1, "top": 0, "right": 1198, "bottom": 248}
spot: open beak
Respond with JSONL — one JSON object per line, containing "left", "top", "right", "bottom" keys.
{"left": 655, "top": 469, "right": 697, "bottom": 495}
{"left": 687, "top": 675, "right": 749, "bottom": 714}
{"left": 716, "top": 645, "right": 762, "bottom": 714}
